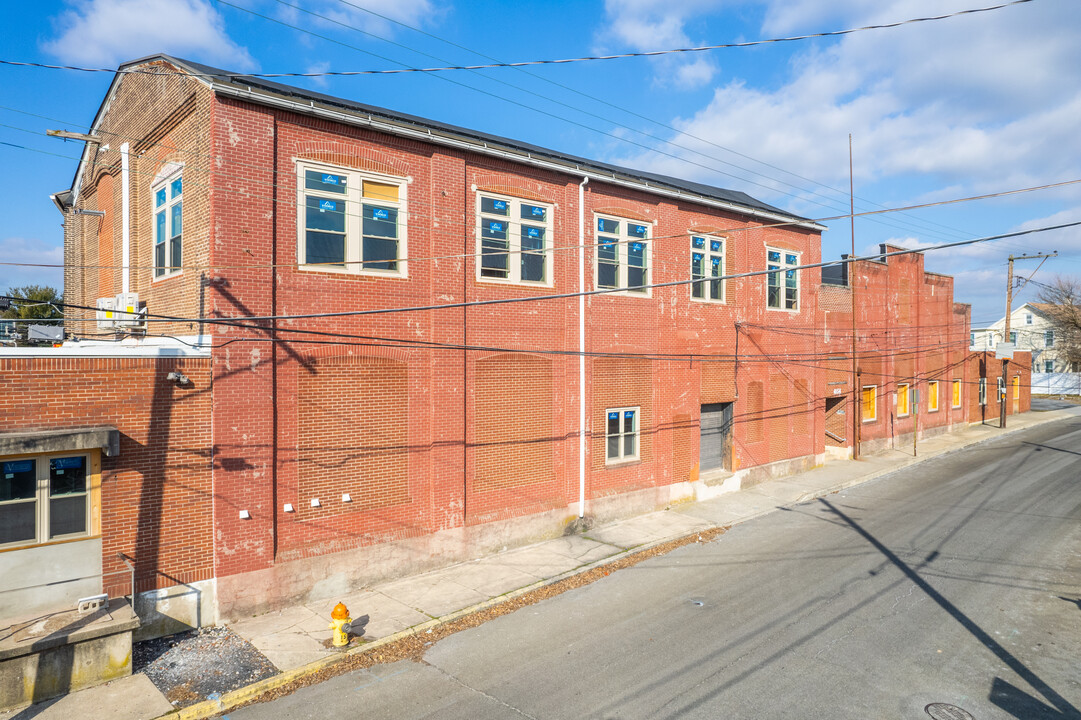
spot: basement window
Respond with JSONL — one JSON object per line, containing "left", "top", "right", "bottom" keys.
{"left": 605, "top": 407, "right": 639, "bottom": 463}
{"left": 0, "top": 453, "right": 98, "bottom": 549}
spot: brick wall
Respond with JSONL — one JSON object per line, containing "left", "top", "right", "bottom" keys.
{"left": 0, "top": 356, "right": 213, "bottom": 595}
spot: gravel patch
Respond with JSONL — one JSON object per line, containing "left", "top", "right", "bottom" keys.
{"left": 134, "top": 626, "right": 279, "bottom": 708}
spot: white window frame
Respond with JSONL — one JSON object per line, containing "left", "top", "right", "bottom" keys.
{"left": 978, "top": 377, "right": 987, "bottom": 406}
{"left": 766, "top": 247, "right": 799, "bottom": 311}
{"left": 928, "top": 380, "right": 940, "bottom": 412}
{"left": 594, "top": 214, "right": 651, "bottom": 296}
{"left": 690, "top": 235, "right": 726, "bottom": 303}
{"left": 475, "top": 192, "right": 554, "bottom": 286}
{"left": 605, "top": 406, "right": 640, "bottom": 464}
{"left": 295, "top": 160, "right": 408, "bottom": 277}
{"left": 1044, "top": 360, "right": 1055, "bottom": 373}
{"left": 862, "top": 385, "right": 877, "bottom": 423}
{"left": 152, "top": 165, "right": 183, "bottom": 279}
{"left": 1, "top": 452, "right": 94, "bottom": 549}
{"left": 1045, "top": 329, "right": 1055, "bottom": 348}
{"left": 1025, "top": 313, "right": 1033, "bottom": 325}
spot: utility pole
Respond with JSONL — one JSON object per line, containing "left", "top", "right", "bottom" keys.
{"left": 849, "top": 134, "right": 860, "bottom": 460}
{"left": 1001, "top": 252, "right": 1057, "bottom": 428}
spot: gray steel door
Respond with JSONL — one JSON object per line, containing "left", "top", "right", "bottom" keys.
{"left": 700, "top": 402, "right": 733, "bottom": 472}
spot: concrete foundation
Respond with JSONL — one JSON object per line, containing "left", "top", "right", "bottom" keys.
{"left": 0, "top": 599, "right": 139, "bottom": 712}
{"left": 133, "top": 578, "right": 217, "bottom": 642}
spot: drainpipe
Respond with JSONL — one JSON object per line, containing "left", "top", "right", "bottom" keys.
{"left": 578, "top": 176, "right": 589, "bottom": 517}
{"left": 120, "top": 142, "right": 131, "bottom": 294}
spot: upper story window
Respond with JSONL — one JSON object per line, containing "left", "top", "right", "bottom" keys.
{"left": 596, "top": 215, "right": 650, "bottom": 295}
{"left": 1, "top": 454, "right": 92, "bottom": 548}
{"left": 1009, "top": 331, "right": 1017, "bottom": 344}
{"left": 767, "top": 248, "right": 799, "bottom": 310}
{"left": 1025, "top": 313, "right": 1033, "bottom": 325}
{"left": 477, "top": 194, "right": 553, "bottom": 285}
{"left": 1045, "top": 329, "right": 1055, "bottom": 347}
{"left": 297, "top": 162, "right": 406, "bottom": 276}
{"left": 153, "top": 171, "right": 183, "bottom": 278}
{"left": 691, "top": 235, "right": 725, "bottom": 302}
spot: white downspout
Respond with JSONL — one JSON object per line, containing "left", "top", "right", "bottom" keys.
{"left": 578, "top": 176, "right": 589, "bottom": 517}
{"left": 120, "top": 142, "right": 131, "bottom": 294}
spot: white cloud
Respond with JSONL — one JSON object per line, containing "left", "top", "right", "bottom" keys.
{"left": 601, "top": 0, "right": 721, "bottom": 89}
{"left": 612, "top": 0, "right": 1081, "bottom": 194}
{"left": 42, "top": 0, "right": 256, "bottom": 70}
{"left": 306, "top": 0, "right": 441, "bottom": 36}
{"left": 0, "top": 238, "right": 64, "bottom": 295}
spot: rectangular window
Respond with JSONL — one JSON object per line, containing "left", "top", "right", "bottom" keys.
{"left": 861, "top": 386, "right": 877, "bottom": 422}
{"left": 766, "top": 248, "right": 799, "bottom": 310}
{"left": 596, "top": 215, "right": 650, "bottom": 294}
{"left": 1045, "top": 330, "right": 1054, "bottom": 347}
{"left": 952, "top": 380, "right": 962, "bottom": 408}
{"left": 897, "top": 382, "right": 910, "bottom": 416}
{"left": 605, "top": 407, "right": 639, "bottom": 463}
{"left": 1013, "top": 375, "right": 1020, "bottom": 400}
{"left": 979, "top": 377, "right": 987, "bottom": 406}
{"left": 1045, "top": 360, "right": 1054, "bottom": 373}
{"left": 1, "top": 454, "right": 92, "bottom": 548}
{"left": 153, "top": 172, "right": 182, "bottom": 278}
{"left": 1026, "top": 313, "right": 1033, "bottom": 325}
{"left": 928, "top": 381, "right": 939, "bottom": 412}
{"left": 477, "top": 194, "right": 553, "bottom": 284}
{"left": 1009, "top": 331, "right": 1017, "bottom": 344}
{"left": 970, "top": 332, "right": 975, "bottom": 347}
{"left": 297, "top": 163, "right": 406, "bottom": 275}
{"left": 690, "top": 235, "right": 725, "bottom": 302}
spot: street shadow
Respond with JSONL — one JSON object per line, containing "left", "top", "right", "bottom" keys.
{"left": 819, "top": 499, "right": 1080, "bottom": 720}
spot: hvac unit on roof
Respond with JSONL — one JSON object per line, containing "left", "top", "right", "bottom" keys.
{"left": 113, "top": 292, "right": 147, "bottom": 329}
{"left": 96, "top": 296, "right": 117, "bottom": 331}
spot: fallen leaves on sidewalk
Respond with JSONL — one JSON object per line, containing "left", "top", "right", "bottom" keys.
{"left": 233, "top": 526, "right": 728, "bottom": 712}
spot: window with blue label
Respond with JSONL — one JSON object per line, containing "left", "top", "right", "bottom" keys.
{"left": 477, "top": 194, "right": 552, "bottom": 284}
{"left": 605, "top": 407, "right": 639, "bottom": 463}
{"left": 0, "top": 454, "right": 93, "bottom": 548}
{"left": 152, "top": 169, "right": 183, "bottom": 279}
{"left": 596, "top": 215, "right": 650, "bottom": 294}
{"left": 766, "top": 248, "right": 799, "bottom": 310}
{"left": 297, "top": 163, "right": 406, "bottom": 275}
{"left": 691, "top": 235, "right": 725, "bottom": 302}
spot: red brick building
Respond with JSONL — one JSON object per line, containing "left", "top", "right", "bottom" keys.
{"left": 0, "top": 55, "right": 1022, "bottom": 632}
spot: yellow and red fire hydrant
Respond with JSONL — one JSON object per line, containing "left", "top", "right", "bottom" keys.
{"left": 329, "top": 602, "right": 352, "bottom": 647}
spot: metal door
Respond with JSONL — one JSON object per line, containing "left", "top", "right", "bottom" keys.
{"left": 700, "top": 402, "right": 734, "bottom": 472}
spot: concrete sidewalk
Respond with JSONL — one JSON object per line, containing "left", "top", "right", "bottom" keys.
{"left": 7, "top": 405, "right": 1080, "bottom": 720}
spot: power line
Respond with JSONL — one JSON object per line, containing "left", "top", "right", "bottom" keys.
{"left": 0, "top": 0, "right": 1032, "bottom": 78}
{"left": 29, "top": 221, "right": 1081, "bottom": 325}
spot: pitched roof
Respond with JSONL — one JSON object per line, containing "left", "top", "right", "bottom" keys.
{"left": 67, "top": 54, "right": 823, "bottom": 231}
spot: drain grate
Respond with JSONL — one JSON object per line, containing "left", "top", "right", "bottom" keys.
{"left": 925, "top": 702, "right": 974, "bottom": 720}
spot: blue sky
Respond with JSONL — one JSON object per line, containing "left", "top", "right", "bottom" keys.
{"left": 2, "top": 0, "right": 1079, "bottom": 327}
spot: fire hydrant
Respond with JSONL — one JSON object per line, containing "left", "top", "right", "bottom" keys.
{"left": 329, "top": 602, "right": 352, "bottom": 647}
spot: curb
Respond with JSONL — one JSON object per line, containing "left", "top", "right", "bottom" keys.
{"left": 160, "top": 407, "right": 1081, "bottom": 719}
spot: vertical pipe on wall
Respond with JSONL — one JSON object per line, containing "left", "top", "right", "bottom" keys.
{"left": 578, "top": 176, "right": 589, "bottom": 518}
{"left": 120, "top": 142, "right": 130, "bottom": 294}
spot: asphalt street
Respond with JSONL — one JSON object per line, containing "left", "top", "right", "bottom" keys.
{"left": 231, "top": 417, "right": 1081, "bottom": 720}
